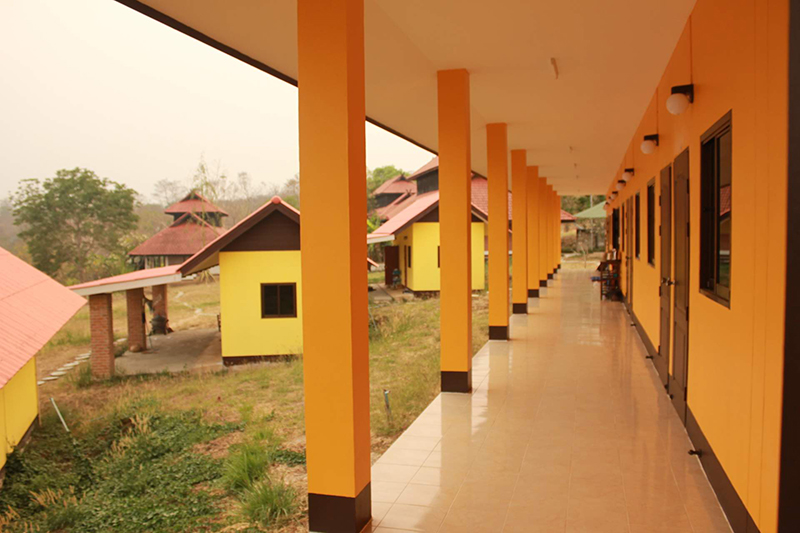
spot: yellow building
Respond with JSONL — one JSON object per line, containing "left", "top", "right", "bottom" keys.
{"left": 180, "top": 197, "right": 303, "bottom": 363}
{"left": 0, "top": 247, "right": 84, "bottom": 470}
{"left": 369, "top": 191, "right": 486, "bottom": 292}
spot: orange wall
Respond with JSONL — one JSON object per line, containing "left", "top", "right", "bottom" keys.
{"left": 604, "top": 0, "right": 787, "bottom": 530}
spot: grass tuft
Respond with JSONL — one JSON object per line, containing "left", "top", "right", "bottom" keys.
{"left": 222, "top": 442, "right": 272, "bottom": 492}
{"left": 239, "top": 478, "right": 297, "bottom": 527}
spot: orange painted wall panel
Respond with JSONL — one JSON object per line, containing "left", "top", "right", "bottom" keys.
{"left": 603, "top": 0, "right": 788, "bottom": 530}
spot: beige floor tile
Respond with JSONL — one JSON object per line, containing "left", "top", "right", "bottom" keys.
{"left": 367, "top": 271, "right": 732, "bottom": 533}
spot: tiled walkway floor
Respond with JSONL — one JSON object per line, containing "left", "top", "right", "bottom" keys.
{"left": 369, "top": 269, "right": 732, "bottom": 532}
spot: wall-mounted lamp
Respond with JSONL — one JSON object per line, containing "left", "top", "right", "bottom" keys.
{"left": 610, "top": 191, "right": 618, "bottom": 200}
{"left": 621, "top": 168, "right": 634, "bottom": 182}
{"left": 666, "top": 84, "right": 694, "bottom": 115}
{"left": 640, "top": 134, "right": 659, "bottom": 155}
{"left": 615, "top": 180, "right": 626, "bottom": 191}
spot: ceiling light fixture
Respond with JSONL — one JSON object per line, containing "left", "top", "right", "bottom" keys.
{"left": 615, "top": 180, "right": 626, "bottom": 191}
{"left": 640, "top": 134, "right": 659, "bottom": 155}
{"left": 666, "top": 84, "right": 694, "bottom": 115}
{"left": 621, "top": 168, "right": 634, "bottom": 181}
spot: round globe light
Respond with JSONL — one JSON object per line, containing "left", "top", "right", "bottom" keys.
{"left": 666, "top": 92, "right": 691, "bottom": 115}
{"left": 641, "top": 139, "right": 657, "bottom": 155}
{"left": 622, "top": 170, "right": 634, "bottom": 181}
{"left": 615, "top": 180, "right": 625, "bottom": 191}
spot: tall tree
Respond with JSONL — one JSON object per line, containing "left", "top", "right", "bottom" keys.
{"left": 152, "top": 178, "right": 185, "bottom": 206}
{"left": 12, "top": 168, "right": 138, "bottom": 283}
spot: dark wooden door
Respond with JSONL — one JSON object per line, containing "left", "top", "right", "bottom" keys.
{"left": 671, "top": 149, "right": 690, "bottom": 423}
{"left": 626, "top": 197, "right": 634, "bottom": 308}
{"left": 384, "top": 246, "right": 399, "bottom": 285}
{"left": 656, "top": 164, "right": 672, "bottom": 388}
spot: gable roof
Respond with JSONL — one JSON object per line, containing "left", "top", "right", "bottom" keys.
{"left": 375, "top": 191, "right": 416, "bottom": 221}
{"left": 0, "top": 247, "right": 85, "bottom": 387}
{"left": 407, "top": 157, "right": 440, "bottom": 180}
{"left": 129, "top": 212, "right": 224, "bottom": 257}
{"left": 470, "top": 176, "right": 512, "bottom": 222}
{"left": 165, "top": 191, "right": 229, "bottom": 217}
{"left": 180, "top": 196, "right": 300, "bottom": 275}
{"left": 561, "top": 209, "right": 577, "bottom": 222}
{"left": 368, "top": 191, "right": 489, "bottom": 243}
{"left": 373, "top": 174, "right": 416, "bottom": 196}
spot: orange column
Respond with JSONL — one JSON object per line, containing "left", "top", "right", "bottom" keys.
{"left": 547, "top": 186, "right": 553, "bottom": 276}
{"left": 297, "top": 0, "right": 371, "bottom": 530}
{"left": 526, "top": 166, "right": 541, "bottom": 298}
{"left": 511, "top": 150, "right": 528, "bottom": 314}
{"left": 556, "top": 194, "right": 562, "bottom": 270}
{"left": 538, "top": 177, "right": 549, "bottom": 287}
{"left": 438, "top": 69, "right": 472, "bottom": 393}
{"left": 487, "top": 123, "right": 509, "bottom": 340}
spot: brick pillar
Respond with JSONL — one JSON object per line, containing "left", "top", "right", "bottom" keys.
{"left": 152, "top": 284, "right": 168, "bottom": 320}
{"left": 126, "top": 288, "right": 146, "bottom": 352}
{"left": 89, "top": 293, "right": 114, "bottom": 378}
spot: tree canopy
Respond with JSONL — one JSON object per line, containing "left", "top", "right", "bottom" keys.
{"left": 12, "top": 168, "right": 139, "bottom": 283}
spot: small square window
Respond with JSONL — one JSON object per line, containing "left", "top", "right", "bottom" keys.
{"left": 261, "top": 283, "right": 297, "bottom": 318}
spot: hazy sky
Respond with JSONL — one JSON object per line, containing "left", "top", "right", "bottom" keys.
{"left": 0, "top": 0, "right": 434, "bottom": 202}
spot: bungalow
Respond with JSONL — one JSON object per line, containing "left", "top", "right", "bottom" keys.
{"left": 372, "top": 174, "right": 416, "bottom": 222}
{"left": 368, "top": 157, "right": 512, "bottom": 292}
{"left": 0, "top": 247, "right": 84, "bottom": 469}
{"left": 180, "top": 196, "right": 302, "bottom": 363}
{"left": 129, "top": 191, "right": 227, "bottom": 269}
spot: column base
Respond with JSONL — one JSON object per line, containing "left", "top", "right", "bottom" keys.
{"left": 547, "top": 273, "right": 554, "bottom": 280}
{"left": 441, "top": 370, "right": 472, "bottom": 393}
{"left": 308, "top": 483, "right": 371, "bottom": 533}
{"left": 512, "top": 303, "right": 528, "bottom": 314}
{"left": 539, "top": 280, "right": 547, "bottom": 287}
{"left": 527, "top": 289, "right": 539, "bottom": 298}
{"left": 489, "top": 325, "right": 508, "bottom": 340}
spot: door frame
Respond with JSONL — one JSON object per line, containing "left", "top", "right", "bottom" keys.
{"left": 670, "top": 148, "right": 690, "bottom": 422}
{"left": 656, "top": 164, "right": 672, "bottom": 388}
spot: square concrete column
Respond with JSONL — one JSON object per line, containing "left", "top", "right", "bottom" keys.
{"left": 89, "top": 293, "right": 114, "bottom": 378}
{"left": 538, "top": 178, "right": 549, "bottom": 286}
{"left": 152, "top": 284, "right": 168, "bottom": 320}
{"left": 486, "top": 123, "right": 509, "bottom": 340}
{"left": 526, "top": 166, "right": 540, "bottom": 298}
{"left": 511, "top": 150, "right": 528, "bottom": 313}
{"left": 126, "top": 288, "right": 146, "bottom": 352}
{"left": 298, "top": 0, "right": 371, "bottom": 530}
{"left": 438, "top": 68, "right": 472, "bottom": 393}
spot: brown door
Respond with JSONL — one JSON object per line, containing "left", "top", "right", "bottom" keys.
{"left": 671, "top": 149, "right": 690, "bottom": 422}
{"left": 656, "top": 164, "right": 672, "bottom": 387}
{"left": 626, "top": 197, "right": 634, "bottom": 308}
{"left": 384, "top": 246, "right": 399, "bottom": 285}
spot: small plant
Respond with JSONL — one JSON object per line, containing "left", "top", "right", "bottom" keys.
{"left": 222, "top": 442, "right": 272, "bottom": 492}
{"left": 239, "top": 478, "right": 297, "bottom": 527}
{"left": 71, "top": 363, "right": 93, "bottom": 388}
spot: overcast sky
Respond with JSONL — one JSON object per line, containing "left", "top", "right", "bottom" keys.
{"left": 0, "top": 0, "right": 434, "bottom": 202}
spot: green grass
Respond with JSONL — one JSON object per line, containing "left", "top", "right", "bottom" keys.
{"left": 19, "top": 281, "right": 491, "bottom": 531}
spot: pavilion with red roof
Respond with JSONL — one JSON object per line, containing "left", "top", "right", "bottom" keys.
{"left": 129, "top": 191, "right": 227, "bottom": 269}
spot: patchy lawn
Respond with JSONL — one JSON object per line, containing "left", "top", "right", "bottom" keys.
{"left": 3, "top": 280, "right": 489, "bottom": 532}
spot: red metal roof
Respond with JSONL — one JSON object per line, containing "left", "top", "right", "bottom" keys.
{"left": 373, "top": 174, "right": 416, "bottom": 196}
{"left": 164, "top": 191, "right": 229, "bottom": 216}
{"left": 561, "top": 209, "right": 577, "bottom": 221}
{"left": 69, "top": 264, "right": 182, "bottom": 293}
{"left": 0, "top": 247, "right": 85, "bottom": 387}
{"left": 375, "top": 191, "right": 416, "bottom": 221}
{"left": 470, "top": 176, "right": 512, "bottom": 222}
{"left": 407, "top": 157, "right": 440, "bottom": 180}
{"left": 129, "top": 212, "right": 224, "bottom": 257}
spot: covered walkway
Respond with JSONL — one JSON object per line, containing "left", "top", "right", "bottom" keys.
{"left": 370, "top": 269, "right": 730, "bottom": 532}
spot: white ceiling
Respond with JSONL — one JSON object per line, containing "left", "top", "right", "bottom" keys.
{"left": 126, "top": 0, "right": 696, "bottom": 194}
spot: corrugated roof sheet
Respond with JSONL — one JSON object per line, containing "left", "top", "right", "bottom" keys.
{"left": 373, "top": 174, "right": 416, "bottom": 196}
{"left": 407, "top": 157, "right": 440, "bottom": 180}
{"left": 129, "top": 213, "right": 224, "bottom": 257}
{"left": 69, "top": 264, "right": 182, "bottom": 292}
{"left": 164, "top": 191, "right": 229, "bottom": 216}
{"left": 561, "top": 209, "right": 577, "bottom": 221}
{"left": 574, "top": 203, "right": 607, "bottom": 219}
{"left": 0, "top": 247, "right": 85, "bottom": 387}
